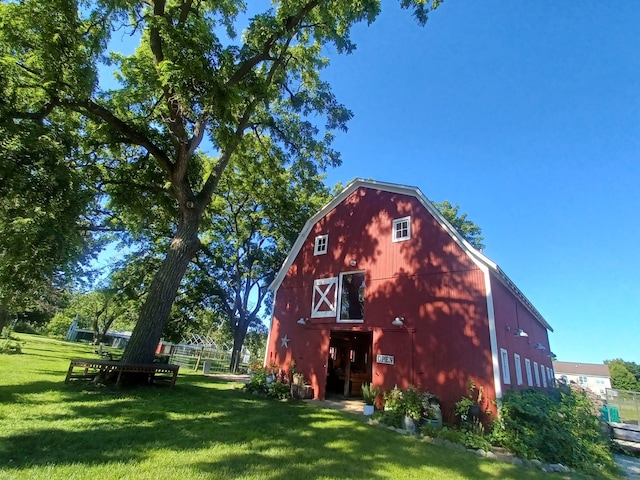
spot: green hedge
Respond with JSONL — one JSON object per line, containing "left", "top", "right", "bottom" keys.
{"left": 491, "top": 386, "right": 614, "bottom": 471}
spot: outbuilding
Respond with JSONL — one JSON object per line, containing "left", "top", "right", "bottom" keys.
{"left": 265, "top": 179, "right": 555, "bottom": 416}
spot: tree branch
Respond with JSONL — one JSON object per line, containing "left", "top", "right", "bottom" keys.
{"left": 226, "top": 0, "right": 320, "bottom": 87}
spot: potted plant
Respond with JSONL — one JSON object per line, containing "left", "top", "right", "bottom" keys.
{"left": 361, "top": 383, "right": 379, "bottom": 415}
{"left": 383, "top": 385, "right": 403, "bottom": 411}
{"left": 399, "top": 386, "right": 423, "bottom": 433}
{"left": 421, "top": 391, "right": 442, "bottom": 428}
{"left": 455, "top": 379, "right": 483, "bottom": 422}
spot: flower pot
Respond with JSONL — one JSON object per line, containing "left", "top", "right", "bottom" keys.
{"left": 468, "top": 403, "right": 481, "bottom": 419}
{"left": 363, "top": 404, "right": 375, "bottom": 416}
{"left": 402, "top": 415, "right": 417, "bottom": 433}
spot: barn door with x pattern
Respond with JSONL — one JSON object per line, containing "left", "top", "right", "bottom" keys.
{"left": 311, "top": 277, "right": 338, "bottom": 318}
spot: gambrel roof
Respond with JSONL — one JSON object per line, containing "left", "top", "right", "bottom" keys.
{"left": 269, "top": 178, "right": 552, "bottom": 332}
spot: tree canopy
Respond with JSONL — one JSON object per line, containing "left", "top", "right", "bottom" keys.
{"left": 605, "top": 359, "right": 640, "bottom": 392}
{"left": 433, "top": 200, "right": 485, "bottom": 251}
{"left": 0, "top": 0, "right": 442, "bottom": 363}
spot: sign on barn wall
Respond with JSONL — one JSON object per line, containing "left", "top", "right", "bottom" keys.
{"left": 376, "top": 354, "right": 394, "bottom": 365}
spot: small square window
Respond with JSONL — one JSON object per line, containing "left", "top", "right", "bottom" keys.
{"left": 314, "top": 234, "right": 328, "bottom": 255}
{"left": 392, "top": 216, "right": 411, "bottom": 242}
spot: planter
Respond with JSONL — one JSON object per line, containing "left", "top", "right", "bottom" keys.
{"left": 422, "top": 418, "right": 442, "bottom": 430}
{"left": 363, "top": 404, "right": 375, "bottom": 416}
{"left": 402, "top": 415, "right": 417, "bottom": 433}
{"left": 468, "top": 403, "right": 481, "bottom": 420}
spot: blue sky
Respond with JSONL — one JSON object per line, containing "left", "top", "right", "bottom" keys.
{"left": 316, "top": 2, "right": 640, "bottom": 364}
{"left": 98, "top": 2, "right": 639, "bottom": 364}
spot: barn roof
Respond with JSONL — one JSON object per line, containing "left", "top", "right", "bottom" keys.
{"left": 268, "top": 178, "right": 552, "bottom": 332}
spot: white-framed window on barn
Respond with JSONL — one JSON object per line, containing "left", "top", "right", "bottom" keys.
{"left": 541, "top": 365, "right": 548, "bottom": 387}
{"left": 525, "top": 358, "right": 533, "bottom": 386}
{"left": 514, "top": 353, "right": 523, "bottom": 385}
{"left": 500, "top": 348, "right": 511, "bottom": 385}
{"left": 314, "top": 234, "right": 328, "bottom": 255}
{"left": 311, "top": 277, "right": 338, "bottom": 318}
{"left": 534, "top": 361, "right": 540, "bottom": 387}
{"left": 338, "top": 271, "right": 365, "bottom": 322}
{"left": 392, "top": 216, "right": 411, "bottom": 242}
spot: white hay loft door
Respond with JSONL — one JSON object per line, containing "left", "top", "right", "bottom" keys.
{"left": 311, "top": 277, "right": 337, "bottom": 318}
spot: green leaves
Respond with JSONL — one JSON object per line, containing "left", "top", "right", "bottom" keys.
{"left": 434, "top": 200, "right": 486, "bottom": 251}
{"left": 493, "top": 387, "right": 614, "bottom": 472}
{"left": 1, "top": 0, "right": 441, "bottom": 362}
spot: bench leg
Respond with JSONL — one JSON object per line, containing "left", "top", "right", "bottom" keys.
{"left": 65, "top": 364, "right": 75, "bottom": 383}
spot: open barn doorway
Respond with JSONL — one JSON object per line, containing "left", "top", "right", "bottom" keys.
{"left": 326, "top": 331, "right": 372, "bottom": 398}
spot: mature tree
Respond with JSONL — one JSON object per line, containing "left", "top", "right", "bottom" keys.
{"left": 64, "top": 289, "right": 137, "bottom": 344}
{"left": 1, "top": 0, "right": 441, "bottom": 364}
{"left": 434, "top": 200, "right": 485, "bottom": 251}
{"left": 194, "top": 156, "right": 332, "bottom": 372}
{"left": 0, "top": 112, "right": 96, "bottom": 335}
{"left": 606, "top": 359, "right": 640, "bottom": 392}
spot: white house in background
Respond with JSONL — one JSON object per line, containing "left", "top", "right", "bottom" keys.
{"left": 553, "top": 361, "right": 612, "bottom": 397}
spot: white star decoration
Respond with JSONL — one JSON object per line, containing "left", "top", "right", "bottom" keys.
{"left": 280, "top": 335, "right": 290, "bottom": 348}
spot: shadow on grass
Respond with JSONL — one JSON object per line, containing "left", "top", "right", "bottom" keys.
{"left": 0, "top": 376, "right": 562, "bottom": 480}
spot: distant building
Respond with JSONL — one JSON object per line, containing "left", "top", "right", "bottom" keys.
{"left": 553, "top": 361, "right": 611, "bottom": 397}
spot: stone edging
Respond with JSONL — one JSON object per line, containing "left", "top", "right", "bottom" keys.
{"left": 367, "top": 419, "right": 572, "bottom": 474}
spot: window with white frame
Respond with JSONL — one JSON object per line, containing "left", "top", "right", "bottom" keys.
{"left": 311, "top": 277, "right": 338, "bottom": 318}
{"left": 338, "top": 271, "right": 365, "bottom": 322}
{"left": 541, "top": 365, "right": 547, "bottom": 387}
{"left": 314, "top": 234, "right": 328, "bottom": 255}
{"left": 525, "top": 358, "right": 533, "bottom": 386}
{"left": 514, "top": 353, "right": 523, "bottom": 386}
{"left": 500, "top": 348, "right": 511, "bottom": 385}
{"left": 392, "top": 216, "right": 411, "bottom": 242}
{"left": 534, "top": 361, "right": 540, "bottom": 387}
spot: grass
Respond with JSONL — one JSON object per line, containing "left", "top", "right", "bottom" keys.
{"left": 0, "top": 334, "right": 619, "bottom": 480}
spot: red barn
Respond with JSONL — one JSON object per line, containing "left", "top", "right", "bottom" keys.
{"left": 265, "top": 179, "right": 555, "bottom": 416}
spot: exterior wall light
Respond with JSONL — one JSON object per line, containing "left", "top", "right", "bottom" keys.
{"left": 392, "top": 317, "right": 404, "bottom": 326}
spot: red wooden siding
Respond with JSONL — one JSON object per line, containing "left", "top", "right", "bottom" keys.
{"left": 266, "top": 186, "right": 502, "bottom": 417}
{"left": 491, "top": 275, "right": 553, "bottom": 391}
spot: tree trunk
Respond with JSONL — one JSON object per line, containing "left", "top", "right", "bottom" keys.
{"left": 229, "top": 317, "right": 251, "bottom": 373}
{"left": 0, "top": 304, "right": 8, "bottom": 337}
{"left": 122, "top": 209, "right": 202, "bottom": 364}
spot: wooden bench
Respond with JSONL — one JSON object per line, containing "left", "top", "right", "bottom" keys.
{"left": 65, "top": 358, "right": 179, "bottom": 387}
{"left": 609, "top": 422, "right": 640, "bottom": 453}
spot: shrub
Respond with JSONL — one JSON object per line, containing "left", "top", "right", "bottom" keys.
{"left": 0, "top": 339, "right": 22, "bottom": 355}
{"left": 460, "top": 430, "right": 491, "bottom": 451}
{"left": 46, "top": 313, "right": 74, "bottom": 338}
{"left": 383, "top": 385, "right": 403, "bottom": 411}
{"left": 491, "top": 386, "right": 614, "bottom": 472}
{"left": 382, "top": 385, "right": 437, "bottom": 420}
{"left": 267, "top": 380, "right": 291, "bottom": 400}
{"left": 373, "top": 409, "right": 403, "bottom": 428}
{"left": 244, "top": 369, "right": 268, "bottom": 395}
{"left": 435, "top": 426, "right": 463, "bottom": 443}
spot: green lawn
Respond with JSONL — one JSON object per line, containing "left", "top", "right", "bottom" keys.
{"left": 0, "top": 334, "right": 615, "bottom": 480}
